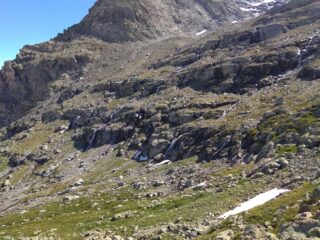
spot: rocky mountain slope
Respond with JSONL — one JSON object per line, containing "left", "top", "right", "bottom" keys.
{"left": 57, "top": 0, "right": 281, "bottom": 42}
{"left": 0, "top": 0, "right": 289, "bottom": 128}
{"left": 0, "top": 0, "right": 320, "bottom": 239}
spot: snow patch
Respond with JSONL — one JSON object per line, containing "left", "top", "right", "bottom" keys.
{"left": 196, "top": 29, "right": 208, "bottom": 36}
{"left": 219, "top": 188, "right": 290, "bottom": 219}
{"left": 152, "top": 160, "right": 172, "bottom": 167}
{"left": 240, "top": 7, "right": 253, "bottom": 12}
{"left": 191, "top": 181, "right": 208, "bottom": 189}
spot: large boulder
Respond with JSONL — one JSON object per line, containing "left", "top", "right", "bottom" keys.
{"left": 310, "top": 187, "right": 320, "bottom": 202}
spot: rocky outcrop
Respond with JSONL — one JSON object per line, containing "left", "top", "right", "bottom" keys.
{"left": 75, "top": 124, "right": 135, "bottom": 150}
{"left": 0, "top": 41, "right": 92, "bottom": 127}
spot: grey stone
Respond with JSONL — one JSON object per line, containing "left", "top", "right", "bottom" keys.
{"left": 308, "top": 227, "right": 320, "bottom": 237}
{"left": 215, "top": 229, "right": 234, "bottom": 240}
{"left": 256, "top": 142, "right": 274, "bottom": 161}
{"left": 310, "top": 187, "right": 320, "bottom": 202}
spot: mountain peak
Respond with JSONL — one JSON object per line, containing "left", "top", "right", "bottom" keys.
{"left": 56, "top": 0, "right": 286, "bottom": 43}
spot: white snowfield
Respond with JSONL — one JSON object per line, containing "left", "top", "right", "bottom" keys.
{"left": 219, "top": 188, "right": 290, "bottom": 219}
{"left": 237, "top": 0, "right": 287, "bottom": 15}
{"left": 241, "top": 0, "right": 278, "bottom": 7}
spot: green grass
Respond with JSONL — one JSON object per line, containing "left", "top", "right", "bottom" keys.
{"left": 212, "top": 163, "right": 254, "bottom": 178}
{"left": 9, "top": 165, "right": 30, "bottom": 186}
{"left": 244, "top": 103, "right": 320, "bottom": 156}
{"left": 107, "top": 98, "right": 127, "bottom": 110}
{"left": 198, "top": 182, "right": 319, "bottom": 239}
{"left": 84, "top": 156, "right": 136, "bottom": 184}
{"left": 8, "top": 123, "right": 58, "bottom": 155}
{"left": 276, "top": 144, "right": 297, "bottom": 155}
{"left": 244, "top": 182, "right": 318, "bottom": 233}
{"left": 0, "top": 174, "right": 265, "bottom": 239}
{"left": 0, "top": 156, "right": 8, "bottom": 173}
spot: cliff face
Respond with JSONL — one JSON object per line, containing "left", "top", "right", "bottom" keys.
{"left": 0, "top": 41, "right": 93, "bottom": 127}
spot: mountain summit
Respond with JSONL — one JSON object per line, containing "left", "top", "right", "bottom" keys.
{"left": 57, "top": 0, "right": 286, "bottom": 42}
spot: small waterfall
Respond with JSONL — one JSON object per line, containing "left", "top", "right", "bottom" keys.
{"left": 111, "top": 106, "right": 124, "bottom": 120}
{"left": 84, "top": 129, "right": 97, "bottom": 151}
{"left": 221, "top": 109, "right": 227, "bottom": 118}
{"left": 297, "top": 48, "right": 303, "bottom": 68}
{"left": 297, "top": 47, "right": 310, "bottom": 68}
{"left": 221, "top": 103, "right": 237, "bottom": 119}
{"left": 164, "top": 134, "right": 185, "bottom": 160}
{"left": 156, "top": 86, "right": 161, "bottom": 95}
{"left": 297, "top": 33, "right": 318, "bottom": 68}
{"left": 69, "top": 115, "right": 81, "bottom": 129}
{"left": 278, "top": 33, "right": 318, "bottom": 81}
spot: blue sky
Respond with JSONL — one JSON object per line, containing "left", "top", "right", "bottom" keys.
{"left": 0, "top": 0, "right": 96, "bottom": 68}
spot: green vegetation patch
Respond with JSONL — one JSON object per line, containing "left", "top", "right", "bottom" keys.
{"left": 0, "top": 175, "right": 265, "bottom": 239}
{"left": 198, "top": 182, "right": 319, "bottom": 239}
{"left": 0, "top": 156, "right": 8, "bottom": 173}
{"left": 276, "top": 144, "right": 297, "bottom": 155}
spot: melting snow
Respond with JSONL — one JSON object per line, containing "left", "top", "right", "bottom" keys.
{"left": 196, "top": 29, "right": 208, "bottom": 36}
{"left": 152, "top": 160, "right": 172, "bottom": 167}
{"left": 242, "top": 0, "right": 277, "bottom": 6}
{"left": 219, "top": 188, "right": 290, "bottom": 219}
{"left": 240, "top": 7, "right": 253, "bottom": 12}
{"left": 192, "top": 181, "right": 208, "bottom": 189}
